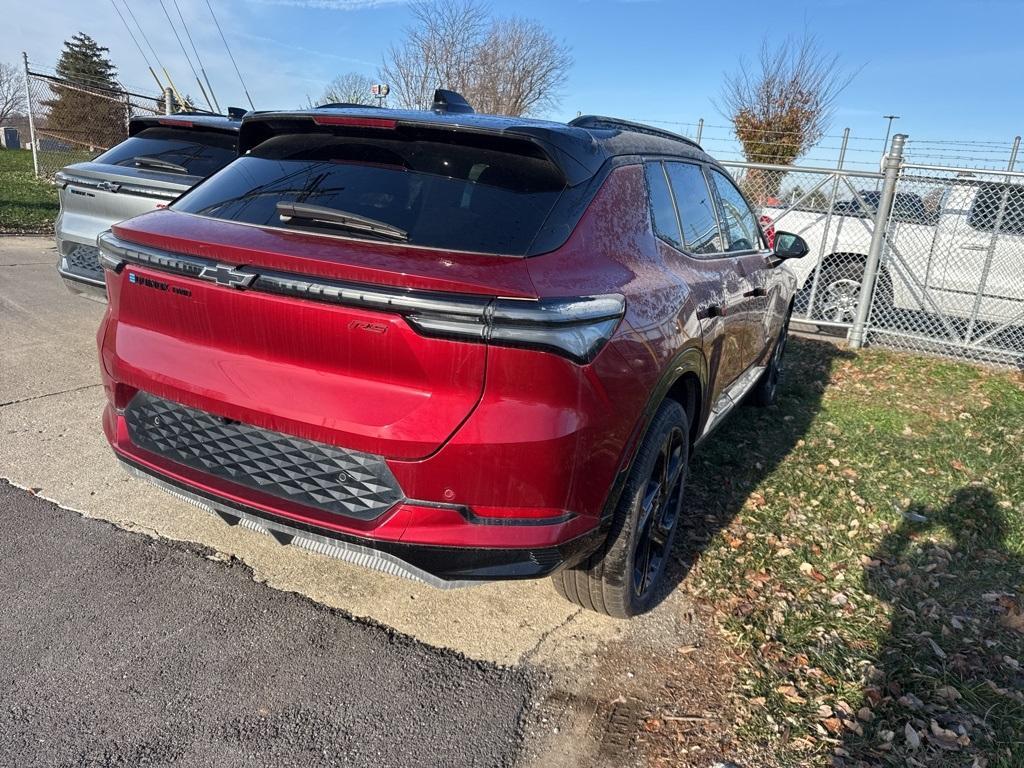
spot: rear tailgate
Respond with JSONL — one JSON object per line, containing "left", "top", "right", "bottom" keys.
{"left": 101, "top": 210, "right": 538, "bottom": 460}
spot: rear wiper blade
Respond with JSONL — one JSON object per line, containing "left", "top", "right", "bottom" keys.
{"left": 133, "top": 155, "right": 189, "bottom": 174}
{"left": 276, "top": 201, "right": 408, "bottom": 242}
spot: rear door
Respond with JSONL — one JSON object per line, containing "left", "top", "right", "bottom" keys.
{"left": 646, "top": 160, "right": 746, "bottom": 405}
{"left": 705, "top": 167, "right": 776, "bottom": 368}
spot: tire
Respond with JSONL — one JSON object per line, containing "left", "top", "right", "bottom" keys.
{"left": 552, "top": 400, "right": 689, "bottom": 618}
{"left": 809, "top": 257, "right": 893, "bottom": 328}
{"left": 749, "top": 309, "right": 791, "bottom": 407}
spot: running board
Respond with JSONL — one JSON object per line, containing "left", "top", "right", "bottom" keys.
{"left": 699, "top": 364, "right": 767, "bottom": 441}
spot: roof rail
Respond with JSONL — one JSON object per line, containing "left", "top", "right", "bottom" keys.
{"left": 569, "top": 115, "right": 702, "bottom": 150}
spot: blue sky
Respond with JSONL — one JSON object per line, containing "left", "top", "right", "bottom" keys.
{"left": 3, "top": 0, "right": 1022, "bottom": 166}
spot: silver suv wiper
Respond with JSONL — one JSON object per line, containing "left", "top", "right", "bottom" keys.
{"left": 133, "top": 156, "right": 189, "bottom": 174}
{"left": 276, "top": 201, "right": 408, "bottom": 242}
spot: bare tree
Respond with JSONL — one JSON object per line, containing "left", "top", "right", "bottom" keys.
{"left": 0, "top": 62, "right": 27, "bottom": 126}
{"left": 471, "top": 17, "right": 572, "bottom": 116}
{"left": 381, "top": 0, "right": 571, "bottom": 116}
{"left": 720, "top": 35, "right": 854, "bottom": 198}
{"left": 319, "top": 71, "right": 377, "bottom": 106}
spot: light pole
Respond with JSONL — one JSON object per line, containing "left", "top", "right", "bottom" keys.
{"left": 882, "top": 115, "right": 900, "bottom": 157}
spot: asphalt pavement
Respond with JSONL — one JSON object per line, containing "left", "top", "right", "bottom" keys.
{"left": 0, "top": 480, "right": 532, "bottom": 768}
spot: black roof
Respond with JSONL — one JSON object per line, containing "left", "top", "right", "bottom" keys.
{"left": 238, "top": 106, "right": 712, "bottom": 186}
{"left": 129, "top": 113, "right": 242, "bottom": 137}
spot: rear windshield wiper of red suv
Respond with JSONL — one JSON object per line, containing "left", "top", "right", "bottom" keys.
{"left": 133, "top": 155, "right": 189, "bottom": 174}
{"left": 276, "top": 201, "right": 409, "bottom": 242}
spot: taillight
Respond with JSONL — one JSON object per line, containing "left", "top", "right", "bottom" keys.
{"left": 759, "top": 215, "right": 776, "bottom": 249}
{"left": 407, "top": 294, "right": 626, "bottom": 364}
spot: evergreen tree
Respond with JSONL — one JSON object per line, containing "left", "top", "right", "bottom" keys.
{"left": 42, "top": 33, "right": 128, "bottom": 150}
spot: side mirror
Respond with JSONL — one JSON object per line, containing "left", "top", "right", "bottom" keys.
{"left": 773, "top": 231, "right": 809, "bottom": 260}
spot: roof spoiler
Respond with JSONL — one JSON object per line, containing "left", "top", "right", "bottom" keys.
{"left": 227, "top": 107, "right": 248, "bottom": 119}
{"left": 432, "top": 89, "right": 474, "bottom": 115}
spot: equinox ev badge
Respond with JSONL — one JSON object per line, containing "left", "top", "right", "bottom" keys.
{"left": 198, "top": 263, "right": 257, "bottom": 289}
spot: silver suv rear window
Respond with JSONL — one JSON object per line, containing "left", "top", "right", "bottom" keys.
{"left": 94, "top": 127, "right": 237, "bottom": 178}
{"left": 171, "top": 132, "right": 567, "bottom": 256}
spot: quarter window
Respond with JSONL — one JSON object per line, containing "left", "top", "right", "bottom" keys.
{"left": 709, "top": 169, "right": 763, "bottom": 252}
{"left": 968, "top": 183, "right": 1024, "bottom": 236}
{"left": 665, "top": 162, "right": 724, "bottom": 254}
{"left": 644, "top": 162, "right": 683, "bottom": 248}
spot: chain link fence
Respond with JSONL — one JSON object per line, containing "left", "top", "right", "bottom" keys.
{"left": 721, "top": 131, "right": 1024, "bottom": 369}
{"left": 22, "top": 59, "right": 164, "bottom": 178}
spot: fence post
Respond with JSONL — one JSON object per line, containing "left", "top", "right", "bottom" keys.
{"left": 848, "top": 133, "right": 906, "bottom": 349}
{"left": 164, "top": 87, "right": 174, "bottom": 115}
{"left": 22, "top": 52, "right": 39, "bottom": 178}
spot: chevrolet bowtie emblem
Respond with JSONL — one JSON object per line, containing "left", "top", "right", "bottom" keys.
{"left": 198, "top": 263, "right": 257, "bottom": 289}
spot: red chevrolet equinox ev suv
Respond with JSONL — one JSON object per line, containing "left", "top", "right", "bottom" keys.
{"left": 95, "top": 106, "right": 809, "bottom": 617}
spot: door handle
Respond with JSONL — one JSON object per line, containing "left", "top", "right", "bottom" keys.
{"left": 961, "top": 244, "right": 989, "bottom": 251}
{"left": 743, "top": 287, "right": 767, "bottom": 298}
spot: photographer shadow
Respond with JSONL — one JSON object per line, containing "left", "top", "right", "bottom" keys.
{"left": 840, "top": 485, "right": 1024, "bottom": 765}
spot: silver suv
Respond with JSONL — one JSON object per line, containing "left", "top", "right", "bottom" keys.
{"left": 55, "top": 114, "right": 240, "bottom": 299}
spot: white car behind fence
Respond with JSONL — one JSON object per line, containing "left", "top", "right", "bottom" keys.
{"left": 725, "top": 137, "right": 1024, "bottom": 368}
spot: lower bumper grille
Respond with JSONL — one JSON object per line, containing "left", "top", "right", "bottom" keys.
{"left": 124, "top": 392, "right": 404, "bottom": 520}
{"left": 62, "top": 243, "right": 103, "bottom": 282}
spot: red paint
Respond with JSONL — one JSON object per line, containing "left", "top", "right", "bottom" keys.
{"left": 98, "top": 163, "right": 793, "bottom": 559}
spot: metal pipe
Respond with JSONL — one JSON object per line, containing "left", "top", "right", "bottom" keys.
{"left": 849, "top": 133, "right": 907, "bottom": 349}
{"left": 22, "top": 52, "right": 39, "bottom": 178}
{"left": 164, "top": 87, "right": 174, "bottom": 115}
{"left": 901, "top": 161, "right": 1024, "bottom": 179}
{"left": 695, "top": 118, "right": 703, "bottom": 145}
{"left": 720, "top": 159, "right": 883, "bottom": 179}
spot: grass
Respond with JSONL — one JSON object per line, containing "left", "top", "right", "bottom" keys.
{"left": 0, "top": 148, "right": 59, "bottom": 233}
{"left": 678, "top": 338, "right": 1024, "bottom": 767}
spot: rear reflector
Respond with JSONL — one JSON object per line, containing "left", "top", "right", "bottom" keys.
{"left": 311, "top": 116, "right": 397, "bottom": 129}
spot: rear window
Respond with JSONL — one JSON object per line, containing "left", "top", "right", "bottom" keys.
{"left": 171, "top": 131, "right": 567, "bottom": 256}
{"left": 94, "top": 127, "right": 237, "bottom": 178}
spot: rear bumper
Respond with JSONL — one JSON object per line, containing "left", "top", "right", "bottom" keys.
{"left": 55, "top": 234, "right": 108, "bottom": 301}
{"left": 103, "top": 393, "right": 605, "bottom": 585}
{"left": 116, "top": 453, "right": 603, "bottom": 587}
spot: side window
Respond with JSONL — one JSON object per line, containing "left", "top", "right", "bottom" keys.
{"left": 644, "top": 162, "right": 683, "bottom": 248}
{"left": 709, "top": 168, "right": 763, "bottom": 252}
{"left": 664, "top": 162, "right": 724, "bottom": 255}
{"left": 968, "top": 183, "right": 1024, "bottom": 236}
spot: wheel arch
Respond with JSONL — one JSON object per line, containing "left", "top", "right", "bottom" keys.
{"left": 597, "top": 344, "right": 708, "bottom": 530}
